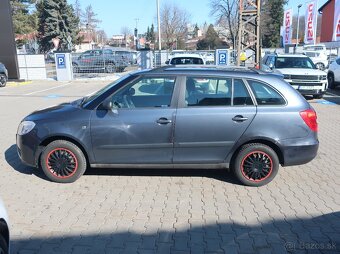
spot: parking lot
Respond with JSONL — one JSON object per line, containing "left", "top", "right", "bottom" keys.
{"left": 0, "top": 80, "right": 340, "bottom": 253}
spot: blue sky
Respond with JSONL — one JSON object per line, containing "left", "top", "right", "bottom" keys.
{"left": 69, "top": 0, "right": 329, "bottom": 37}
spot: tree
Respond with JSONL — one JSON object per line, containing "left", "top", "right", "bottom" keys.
{"left": 83, "top": 5, "right": 101, "bottom": 30}
{"left": 73, "top": 0, "right": 84, "bottom": 28}
{"left": 160, "top": 3, "right": 190, "bottom": 50}
{"left": 145, "top": 24, "right": 155, "bottom": 43}
{"left": 210, "top": 0, "right": 239, "bottom": 49}
{"left": 197, "top": 24, "right": 226, "bottom": 50}
{"left": 10, "top": 0, "right": 38, "bottom": 35}
{"left": 36, "top": 0, "right": 80, "bottom": 52}
{"left": 261, "top": 0, "right": 288, "bottom": 48}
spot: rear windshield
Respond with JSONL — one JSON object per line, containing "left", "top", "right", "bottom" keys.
{"left": 170, "top": 57, "right": 204, "bottom": 65}
{"left": 275, "top": 57, "right": 316, "bottom": 69}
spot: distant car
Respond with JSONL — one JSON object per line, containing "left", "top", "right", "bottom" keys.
{"left": 0, "top": 62, "right": 8, "bottom": 87}
{"left": 0, "top": 198, "right": 9, "bottom": 254}
{"left": 72, "top": 49, "right": 128, "bottom": 73}
{"left": 303, "top": 50, "right": 328, "bottom": 70}
{"left": 17, "top": 66, "right": 318, "bottom": 186}
{"left": 166, "top": 54, "right": 205, "bottom": 65}
{"left": 262, "top": 53, "right": 328, "bottom": 99}
{"left": 327, "top": 57, "right": 340, "bottom": 89}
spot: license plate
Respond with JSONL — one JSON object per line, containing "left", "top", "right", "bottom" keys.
{"left": 299, "top": 86, "right": 317, "bottom": 90}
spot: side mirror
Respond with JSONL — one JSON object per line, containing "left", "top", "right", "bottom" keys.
{"left": 165, "top": 60, "right": 169, "bottom": 64}
{"left": 101, "top": 98, "right": 112, "bottom": 110}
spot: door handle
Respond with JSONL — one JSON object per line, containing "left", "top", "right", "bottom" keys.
{"left": 157, "top": 118, "right": 172, "bottom": 125}
{"left": 232, "top": 115, "right": 248, "bottom": 122}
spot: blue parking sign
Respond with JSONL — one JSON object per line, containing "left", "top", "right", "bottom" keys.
{"left": 56, "top": 54, "right": 66, "bottom": 69}
{"left": 216, "top": 50, "right": 228, "bottom": 65}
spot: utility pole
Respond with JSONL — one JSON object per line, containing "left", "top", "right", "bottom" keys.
{"left": 237, "top": 0, "right": 261, "bottom": 67}
{"left": 157, "top": 0, "right": 162, "bottom": 51}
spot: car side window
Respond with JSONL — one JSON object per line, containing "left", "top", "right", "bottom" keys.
{"left": 336, "top": 58, "right": 340, "bottom": 65}
{"left": 185, "top": 77, "right": 232, "bottom": 106}
{"left": 233, "top": 79, "right": 254, "bottom": 106}
{"left": 111, "top": 77, "right": 176, "bottom": 108}
{"left": 247, "top": 80, "right": 285, "bottom": 105}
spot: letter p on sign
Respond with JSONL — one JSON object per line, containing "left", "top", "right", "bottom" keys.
{"left": 56, "top": 54, "right": 66, "bottom": 69}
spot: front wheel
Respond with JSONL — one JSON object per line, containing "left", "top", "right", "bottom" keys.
{"left": 0, "top": 234, "right": 8, "bottom": 254}
{"left": 313, "top": 94, "right": 324, "bottom": 99}
{"left": 315, "top": 62, "right": 325, "bottom": 70}
{"left": 232, "top": 143, "right": 279, "bottom": 187}
{"left": 328, "top": 73, "right": 336, "bottom": 89}
{"left": 105, "top": 63, "right": 115, "bottom": 73}
{"left": 40, "top": 140, "right": 87, "bottom": 183}
{"left": 0, "top": 74, "right": 7, "bottom": 87}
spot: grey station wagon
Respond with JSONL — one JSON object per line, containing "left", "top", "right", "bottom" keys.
{"left": 17, "top": 66, "right": 319, "bottom": 186}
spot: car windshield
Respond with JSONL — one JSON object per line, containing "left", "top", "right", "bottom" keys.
{"left": 81, "top": 74, "right": 131, "bottom": 106}
{"left": 275, "top": 57, "right": 316, "bottom": 69}
{"left": 170, "top": 57, "right": 204, "bottom": 65}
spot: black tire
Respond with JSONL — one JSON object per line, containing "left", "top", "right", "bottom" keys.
{"left": 313, "top": 94, "right": 323, "bottom": 99}
{"left": 315, "top": 62, "right": 325, "bottom": 70}
{"left": 0, "top": 234, "right": 8, "bottom": 254}
{"left": 232, "top": 143, "right": 279, "bottom": 187}
{"left": 105, "top": 63, "right": 115, "bottom": 73}
{"left": 0, "top": 74, "right": 7, "bottom": 88}
{"left": 40, "top": 140, "right": 87, "bottom": 183}
{"left": 72, "top": 63, "right": 79, "bottom": 73}
{"left": 328, "top": 73, "right": 336, "bottom": 89}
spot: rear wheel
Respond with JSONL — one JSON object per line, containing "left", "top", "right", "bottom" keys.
{"left": 232, "top": 143, "right": 279, "bottom": 187}
{"left": 328, "top": 73, "right": 336, "bottom": 89}
{"left": 313, "top": 94, "right": 323, "bottom": 99}
{"left": 40, "top": 140, "right": 87, "bottom": 183}
{"left": 105, "top": 63, "right": 115, "bottom": 73}
{"left": 0, "top": 74, "right": 7, "bottom": 87}
{"left": 0, "top": 234, "right": 8, "bottom": 254}
{"left": 315, "top": 62, "right": 325, "bottom": 70}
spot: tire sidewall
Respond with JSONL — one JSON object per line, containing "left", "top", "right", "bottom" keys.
{"left": 328, "top": 73, "right": 335, "bottom": 89}
{"left": 40, "top": 140, "right": 86, "bottom": 183}
{"left": 0, "top": 234, "right": 8, "bottom": 254}
{"left": 106, "top": 64, "right": 114, "bottom": 73}
{"left": 0, "top": 74, "right": 6, "bottom": 87}
{"left": 233, "top": 144, "right": 279, "bottom": 187}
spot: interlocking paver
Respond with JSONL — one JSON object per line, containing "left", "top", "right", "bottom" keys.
{"left": 1, "top": 82, "right": 340, "bottom": 253}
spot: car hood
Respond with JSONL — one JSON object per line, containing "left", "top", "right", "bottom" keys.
{"left": 276, "top": 68, "right": 327, "bottom": 75}
{"left": 24, "top": 98, "right": 83, "bottom": 121}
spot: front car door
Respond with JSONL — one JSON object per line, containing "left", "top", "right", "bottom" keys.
{"left": 173, "top": 76, "right": 256, "bottom": 164}
{"left": 90, "top": 75, "right": 179, "bottom": 165}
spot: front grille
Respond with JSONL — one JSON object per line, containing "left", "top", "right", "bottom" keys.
{"left": 291, "top": 75, "right": 319, "bottom": 80}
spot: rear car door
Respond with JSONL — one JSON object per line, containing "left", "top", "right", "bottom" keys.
{"left": 173, "top": 76, "right": 256, "bottom": 163}
{"left": 90, "top": 75, "right": 179, "bottom": 164}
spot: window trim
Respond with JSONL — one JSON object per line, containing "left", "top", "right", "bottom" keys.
{"left": 244, "top": 78, "right": 288, "bottom": 107}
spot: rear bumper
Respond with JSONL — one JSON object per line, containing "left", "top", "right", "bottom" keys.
{"left": 280, "top": 138, "right": 319, "bottom": 166}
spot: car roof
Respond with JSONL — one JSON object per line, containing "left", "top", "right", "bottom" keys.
{"left": 170, "top": 54, "right": 204, "bottom": 59}
{"left": 269, "top": 53, "right": 309, "bottom": 58}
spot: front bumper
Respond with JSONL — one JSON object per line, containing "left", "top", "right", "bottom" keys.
{"left": 16, "top": 132, "right": 41, "bottom": 168}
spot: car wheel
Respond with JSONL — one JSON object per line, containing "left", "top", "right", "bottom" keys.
{"left": 106, "top": 64, "right": 115, "bottom": 73}
{"left": 313, "top": 94, "right": 323, "bottom": 99}
{"left": 0, "top": 74, "right": 7, "bottom": 87}
{"left": 328, "top": 73, "right": 336, "bottom": 89}
{"left": 40, "top": 140, "right": 87, "bottom": 183}
{"left": 0, "top": 234, "right": 8, "bottom": 254}
{"left": 232, "top": 143, "right": 279, "bottom": 187}
{"left": 315, "top": 62, "right": 325, "bottom": 70}
{"left": 72, "top": 63, "right": 79, "bottom": 73}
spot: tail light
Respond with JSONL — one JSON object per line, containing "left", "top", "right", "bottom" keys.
{"left": 300, "top": 109, "right": 318, "bottom": 132}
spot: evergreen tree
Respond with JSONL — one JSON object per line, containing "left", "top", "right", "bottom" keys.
{"left": 197, "top": 24, "right": 224, "bottom": 50}
{"left": 150, "top": 24, "right": 155, "bottom": 42}
{"left": 10, "top": 0, "right": 38, "bottom": 35}
{"left": 36, "top": 0, "right": 80, "bottom": 52}
{"left": 193, "top": 24, "right": 199, "bottom": 38}
{"left": 261, "top": 0, "right": 288, "bottom": 48}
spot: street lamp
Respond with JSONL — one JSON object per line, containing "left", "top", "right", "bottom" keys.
{"left": 296, "top": 4, "right": 302, "bottom": 51}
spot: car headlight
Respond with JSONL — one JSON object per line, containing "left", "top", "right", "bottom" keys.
{"left": 17, "top": 121, "right": 35, "bottom": 135}
{"left": 283, "top": 74, "right": 291, "bottom": 79}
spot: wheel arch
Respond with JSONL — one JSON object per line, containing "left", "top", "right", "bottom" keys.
{"left": 0, "top": 219, "right": 9, "bottom": 249}
{"left": 229, "top": 138, "right": 284, "bottom": 167}
{"left": 38, "top": 135, "right": 90, "bottom": 166}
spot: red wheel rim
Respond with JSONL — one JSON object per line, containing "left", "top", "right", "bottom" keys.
{"left": 241, "top": 151, "right": 273, "bottom": 182}
{"left": 46, "top": 148, "right": 78, "bottom": 179}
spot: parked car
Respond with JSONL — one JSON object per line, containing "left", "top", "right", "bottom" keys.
{"left": 17, "top": 66, "right": 319, "bottom": 186}
{"left": 166, "top": 54, "right": 205, "bottom": 65}
{"left": 303, "top": 50, "right": 328, "bottom": 70}
{"left": 0, "top": 198, "right": 9, "bottom": 254}
{"left": 0, "top": 62, "right": 8, "bottom": 87}
{"left": 72, "top": 49, "right": 128, "bottom": 73}
{"left": 261, "top": 53, "right": 328, "bottom": 99}
{"left": 327, "top": 57, "right": 340, "bottom": 89}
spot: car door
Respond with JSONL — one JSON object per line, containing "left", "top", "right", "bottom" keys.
{"left": 173, "top": 76, "right": 256, "bottom": 163}
{"left": 90, "top": 75, "right": 179, "bottom": 164}
{"left": 335, "top": 58, "right": 340, "bottom": 82}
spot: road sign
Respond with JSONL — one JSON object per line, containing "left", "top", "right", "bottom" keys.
{"left": 216, "top": 49, "right": 229, "bottom": 65}
{"left": 56, "top": 54, "right": 66, "bottom": 69}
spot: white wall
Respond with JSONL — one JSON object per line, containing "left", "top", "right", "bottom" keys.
{"left": 17, "top": 54, "right": 47, "bottom": 80}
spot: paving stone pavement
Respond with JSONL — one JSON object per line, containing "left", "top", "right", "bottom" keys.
{"left": 0, "top": 81, "right": 339, "bottom": 254}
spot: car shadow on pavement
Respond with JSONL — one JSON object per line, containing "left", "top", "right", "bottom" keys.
{"left": 4, "top": 145, "right": 49, "bottom": 180}
{"left": 10, "top": 212, "right": 340, "bottom": 253}
{"left": 5, "top": 144, "right": 240, "bottom": 185}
